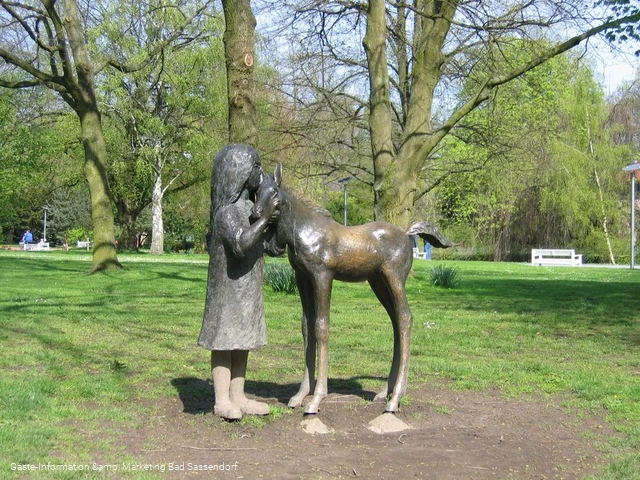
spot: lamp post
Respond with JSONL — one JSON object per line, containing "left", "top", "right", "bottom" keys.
{"left": 42, "top": 206, "right": 49, "bottom": 242}
{"left": 622, "top": 162, "right": 640, "bottom": 269}
{"left": 337, "top": 177, "right": 352, "bottom": 226}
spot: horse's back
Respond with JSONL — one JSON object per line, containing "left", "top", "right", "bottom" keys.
{"left": 323, "top": 221, "right": 412, "bottom": 282}
{"left": 361, "top": 221, "right": 413, "bottom": 263}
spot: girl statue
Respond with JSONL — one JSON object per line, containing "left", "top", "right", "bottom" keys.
{"left": 199, "top": 144, "right": 279, "bottom": 420}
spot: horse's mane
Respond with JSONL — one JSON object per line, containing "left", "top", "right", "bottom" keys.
{"left": 282, "top": 185, "right": 333, "bottom": 219}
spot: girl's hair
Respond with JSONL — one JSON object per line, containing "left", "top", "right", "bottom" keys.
{"left": 211, "top": 144, "right": 261, "bottom": 216}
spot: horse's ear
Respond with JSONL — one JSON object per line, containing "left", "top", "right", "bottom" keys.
{"left": 274, "top": 163, "right": 283, "bottom": 187}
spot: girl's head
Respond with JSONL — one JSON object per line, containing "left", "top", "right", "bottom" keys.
{"left": 211, "top": 144, "right": 262, "bottom": 212}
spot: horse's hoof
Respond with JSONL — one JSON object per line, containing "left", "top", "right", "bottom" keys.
{"left": 288, "top": 396, "right": 304, "bottom": 408}
{"left": 385, "top": 401, "right": 399, "bottom": 413}
{"left": 304, "top": 403, "right": 319, "bottom": 415}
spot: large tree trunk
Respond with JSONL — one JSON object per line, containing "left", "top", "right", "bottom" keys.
{"left": 365, "top": 0, "right": 457, "bottom": 228}
{"left": 64, "top": 0, "right": 120, "bottom": 272}
{"left": 364, "top": 0, "right": 397, "bottom": 223}
{"left": 150, "top": 171, "right": 164, "bottom": 255}
{"left": 222, "top": 0, "right": 257, "bottom": 145}
{"left": 78, "top": 109, "right": 121, "bottom": 270}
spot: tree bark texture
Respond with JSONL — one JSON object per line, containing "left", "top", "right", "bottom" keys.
{"left": 63, "top": 0, "right": 121, "bottom": 271}
{"left": 364, "top": 0, "right": 397, "bottom": 223}
{"left": 363, "top": 0, "right": 640, "bottom": 228}
{"left": 222, "top": 0, "right": 258, "bottom": 145}
{"left": 79, "top": 109, "right": 121, "bottom": 270}
{"left": 150, "top": 170, "right": 164, "bottom": 255}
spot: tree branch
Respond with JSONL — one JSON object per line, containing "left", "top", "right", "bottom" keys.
{"left": 0, "top": 77, "right": 41, "bottom": 88}
{"left": 422, "top": 11, "right": 640, "bottom": 162}
{"left": 0, "top": 47, "right": 66, "bottom": 92}
{"left": 0, "top": 2, "right": 57, "bottom": 53}
{"left": 95, "top": 1, "right": 214, "bottom": 75}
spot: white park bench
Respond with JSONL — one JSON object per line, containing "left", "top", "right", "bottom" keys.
{"left": 531, "top": 249, "right": 583, "bottom": 266}
{"left": 23, "top": 241, "right": 50, "bottom": 251}
{"left": 77, "top": 240, "right": 93, "bottom": 249}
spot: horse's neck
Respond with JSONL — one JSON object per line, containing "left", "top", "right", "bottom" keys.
{"left": 277, "top": 188, "right": 315, "bottom": 244}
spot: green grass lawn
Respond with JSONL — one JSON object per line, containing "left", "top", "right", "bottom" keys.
{"left": 0, "top": 249, "right": 638, "bottom": 478}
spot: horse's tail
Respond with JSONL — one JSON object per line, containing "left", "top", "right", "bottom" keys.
{"left": 406, "top": 221, "right": 456, "bottom": 249}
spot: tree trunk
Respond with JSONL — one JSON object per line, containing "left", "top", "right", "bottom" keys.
{"left": 117, "top": 204, "right": 138, "bottom": 252}
{"left": 150, "top": 170, "right": 164, "bottom": 255}
{"left": 365, "top": 0, "right": 458, "bottom": 228}
{"left": 64, "top": 0, "right": 121, "bottom": 272}
{"left": 594, "top": 164, "right": 616, "bottom": 264}
{"left": 364, "top": 0, "right": 397, "bottom": 223}
{"left": 587, "top": 118, "right": 616, "bottom": 265}
{"left": 79, "top": 109, "right": 122, "bottom": 271}
{"left": 222, "top": 0, "right": 257, "bottom": 145}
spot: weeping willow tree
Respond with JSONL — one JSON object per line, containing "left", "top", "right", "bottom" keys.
{"left": 433, "top": 48, "right": 630, "bottom": 261}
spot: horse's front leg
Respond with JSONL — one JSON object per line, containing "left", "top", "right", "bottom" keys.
{"left": 304, "top": 274, "right": 332, "bottom": 414}
{"left": 289, "top": 272, "right": 316, "bottom": 408}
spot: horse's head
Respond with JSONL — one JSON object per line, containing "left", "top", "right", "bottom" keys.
{"left": 251, "top": 162, "right": 283, "bottom": 221}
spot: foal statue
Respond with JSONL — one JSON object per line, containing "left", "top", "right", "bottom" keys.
{"left": 252, "top": 163, "right": 453, "bottom": 414}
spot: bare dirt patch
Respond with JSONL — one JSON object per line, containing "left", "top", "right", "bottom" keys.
{"left": 119, "top": 381, "right": 611, "bottom": 479}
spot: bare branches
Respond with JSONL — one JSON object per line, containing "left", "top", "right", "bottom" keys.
{"left": 1, "top": 1, "right": 56, "bottom": 53}
{"left": 432, "top": 8, "right": 640, "bottom": 156}
{"left": 0, "top": 0, "right": 216, "bottom": 102}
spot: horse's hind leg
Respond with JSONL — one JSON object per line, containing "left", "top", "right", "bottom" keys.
{"left": 289, "top": 272, "right": 316, "bottom": 408}
{"left": 385, "top": 277, "right": 412, "bottom": 413}
{"left": 368, "top": 276, "right": 397, "bottom": 401}
{"left": 368, "top": 273, "right": 413, "bottom": 413}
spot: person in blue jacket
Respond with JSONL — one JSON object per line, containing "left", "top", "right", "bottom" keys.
{"left": 22, "top": 229, "right": 33, "bottom": 244}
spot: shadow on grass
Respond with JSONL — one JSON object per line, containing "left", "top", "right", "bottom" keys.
{"left": 408, "top": 272, "right": 640, "bottom": 346}
{"left": 0, "top": 255, "right": 90, "bottom": 275}
{"left": 171, "top": 376, "right": 384, "bottom": 415}
{"left": 0, "top": 255, "right": 204, "bottom": 284}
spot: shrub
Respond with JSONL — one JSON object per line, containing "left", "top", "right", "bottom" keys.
{"left": 429, "top": 265, "right": 461, "bottom": 289}
{"left": 264, "top": 263, "right": 297, "bottom": 294}
{"left": 66, "top": 227, "right": 93, "bottom": 245}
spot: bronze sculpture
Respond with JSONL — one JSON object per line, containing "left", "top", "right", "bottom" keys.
{"left": 252, "top": 163, "right": 452, "bottom": 414}
{"left": 199, "top": 144, "right": 279, "bottom": 420}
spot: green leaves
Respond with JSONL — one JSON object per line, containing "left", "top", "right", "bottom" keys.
{"left": 429, "top": 264, "right": 461, "bottom": 289}
{"left": 434, "top": 41, "right": 630, "bottom": 262}
{"left": 264, "top": 262, "right": 297, "bottom": 293}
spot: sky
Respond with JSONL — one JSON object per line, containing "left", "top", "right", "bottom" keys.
{"left": 588, "top": 37, "right": 639, "bottom": 94}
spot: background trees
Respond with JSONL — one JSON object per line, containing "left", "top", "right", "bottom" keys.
{"left": 258, "top": 0, "right": 640, "bottom": 228}
{"left": 433, "top": 50, "right": 629, "bottom": 262}
{"left": 1, "top": 0, "right": 640, "bottom": 263}
{"left": 100, "top": 13, "right": 226, "bottom": 252}
{"left": 0, "top": 0, "right": 213, "bottom": 270}
{"left": 0, "top": 0, "right": 121, "bottom": 270}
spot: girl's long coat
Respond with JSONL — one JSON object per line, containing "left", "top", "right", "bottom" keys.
{"left": 198, "top": 198, "right": 266, "bottom": 351}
